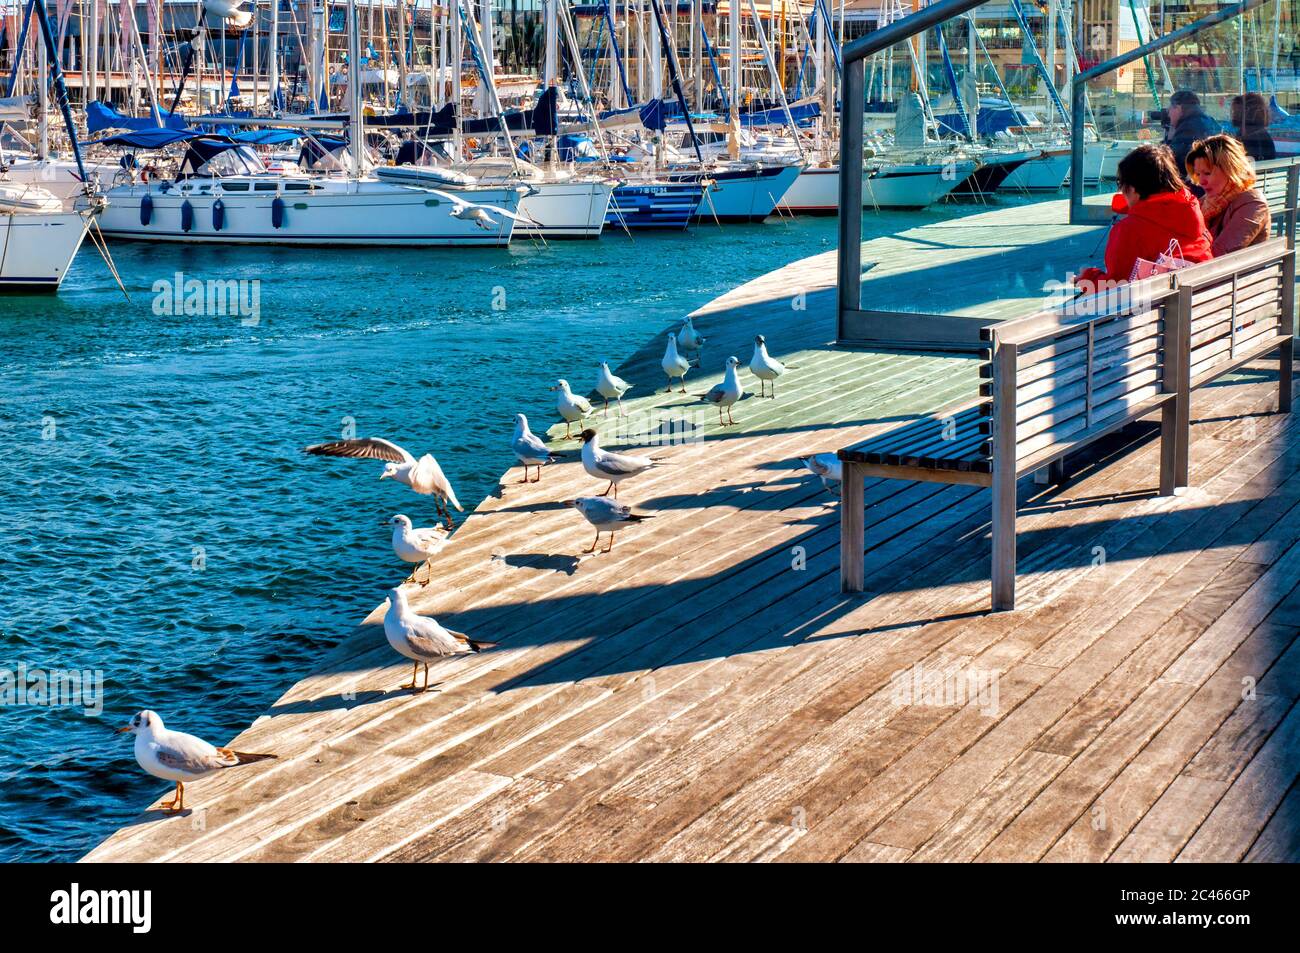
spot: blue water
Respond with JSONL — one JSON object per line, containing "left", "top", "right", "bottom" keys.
{"left": 0, "top": 201, "right": 1012, "bottom": 861}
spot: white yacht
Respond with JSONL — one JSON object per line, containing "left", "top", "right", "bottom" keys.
{"left": 0, "top": 180, "right": 100, "bottom": 291}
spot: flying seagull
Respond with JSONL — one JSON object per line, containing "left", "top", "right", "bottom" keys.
{"left": 550, "top": 379, "right": 593, "bottom": 440}
{"left": 382, "top": 587, "right": 496, "bottom": 693}
{"left": 749, "top": 334, "right": 787, "bottom": 398}
{"left": 425, "top": 188, "right": 541, "bottom": 232}
{"left": 662, "top": 333, "right": 690, "bottom": 393}
{"left": 386, "top": 514, "right": 449, "bottom": 585}
{"left": 304, "top": 436, "right": 464, "bottom": 527}
{"left": 511, "top": 412, "right": 565, "bottom": 483}
{"left": 119, "top": 710, "right": 276, "bottom": 814}
{"left": 567, "top": 496, "right": 652, "bottom": 553}
{"left": 595, "top": 361, "right": 633, "bottom": 416}
{"left": 700, "top": 356, "right": 744, "bottom": 426}
{"left": 579, "top": 428, "right": 665, "bottom": 498}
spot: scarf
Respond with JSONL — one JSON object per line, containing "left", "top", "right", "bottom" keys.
{"left": 1199, "top": 183, "right": 1245, "bottom": 226}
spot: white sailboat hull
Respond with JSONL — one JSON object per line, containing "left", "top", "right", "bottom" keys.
{"left": 777, "top": 165, "right": 841, "bottom": 213}
{"left": 688, "top": 164, "right": 802, "bottom": 222}
{"left": 98, "top": 180, "right": 525, "bottom": 246}
{"left": 863, "top": 161, "right": 972, "bottom": 210}
{"left": 0, "top": 208, "right": 91, "bottom": 291}
{"left": 516, "top": 180, "right": 614, "bottom": 239}
{"left": 1002, "top": 149, "right": 1071, "bottom": 191}
{"left": 3, "top": 157, "right": 119, "bottom": 203}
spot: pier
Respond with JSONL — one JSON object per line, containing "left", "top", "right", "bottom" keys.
{"left": 83, "top": 199, "right": 1300, "bottom": 862}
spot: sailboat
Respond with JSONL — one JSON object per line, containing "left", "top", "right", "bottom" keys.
{"left": 96, "top": 1, "right": 529, "bottom": 245}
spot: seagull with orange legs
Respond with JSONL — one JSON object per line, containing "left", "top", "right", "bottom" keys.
{"left": 511, "top": 413, "right": 565, "bottom": 483}
{"left": 595, "top": 361, "right": 632, "bottom": 416}
{"left": 579, "top": 428, "right": 665, "bottom": 498}
{"left": 700, "top": 356, "right": 744, "bottom": 426}
{"left": 382, "top": 587, "right": 497, "bottom": 693}
{"left": 567, "top": 496, "right": 652, "bottom": 553}
{"left": 549, "top": 379, "right": 593, "bottom": 440}
{"left": 387, "top": 514, "right": 449, "bottom": 585}
{"left": 118, "top": 710, "right": 276, "bottom": 814}
{"left": 304, "top": 436, "right": 463, "bottom": 528}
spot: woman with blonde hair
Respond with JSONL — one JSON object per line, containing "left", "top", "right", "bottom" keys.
{"left": 1186, "top": 134, "right": 1272, "bottom": 255}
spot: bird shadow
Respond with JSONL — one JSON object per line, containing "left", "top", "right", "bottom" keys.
{"left": 264, "top": 687, "right": 404, "bottom": 717}
{"left": 497, "top": 553, "right": 582, "bottom": 576}
{"left": 120, "top": 806, "right": 197, "bottom": 829}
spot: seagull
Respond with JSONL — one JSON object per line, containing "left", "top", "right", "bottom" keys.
{"left": 118, "top": 710, "right": 276, "bottom": 814}
{"left": 799, "top": 453, "right": 843, "bottom": 493}
{"left": 382, "top": 587, "right": 496, "bottom": 693}
{"left": 595, "top": 361, "right": 633, "bottom": 416}
{"left": 700, "top": 356, "right": 744, "bottom": 426}
{"left": 511, "top": 412, "right": 565, "bottom": 483}
{"left": 677, "top": 316, "right": 706, "bottom": 367}
{"left": 749, "top": 334, "right": 786, "bottom": 398}
{"left": 662, "top": 333, "right": 690, "bottom": 393}
{"left": 579, "top": 428, "right": 664, "bottom": 498}
{"left": 425, "top": 188, "right": 540, "bottom": 232}
{"left": 550, "top": 379, "right": 593, "bottom": 439}
{"left": 303, "top": 436, "right": 464, "bottom": 527}
{"left": 567, "top": 496, "right": 652, "bottom": 553}
{"left": 387, "top": 514, "right": 449, "bottom": 585}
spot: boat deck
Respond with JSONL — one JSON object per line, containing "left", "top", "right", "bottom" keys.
{"left": 83, "top": 201, "right": 1300, "bottom": 863}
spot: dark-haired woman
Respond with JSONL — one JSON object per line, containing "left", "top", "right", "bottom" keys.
{"left": 1076, "top": 144, "right": 1213, "bottom": 287}
{"left": 1231, "top": 93, "right": 1277, "bottom": 162}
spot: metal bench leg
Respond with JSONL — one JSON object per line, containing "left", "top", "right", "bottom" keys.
{"left": 1281, "top": 336, "right": 1294, "bottom": 414}
{"left": 840, "top": 462, "right": 865, "bottom": 593}
{"left": 991, "top": 465, "right": 1016, "bottom": 611}
{"left": 1159, "top": 401, "right": 1178, "bottom": 497}
{"left": 1034, "top": 459, "right": 1066, "bottom": 486}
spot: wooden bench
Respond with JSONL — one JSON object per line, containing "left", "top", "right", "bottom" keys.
{"left": 837, "top": 239, "right": 1297, "bottom": 612}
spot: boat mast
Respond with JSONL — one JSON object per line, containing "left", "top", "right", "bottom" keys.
{"left": 347, "top": 0, "right": 365, "bottom": 174}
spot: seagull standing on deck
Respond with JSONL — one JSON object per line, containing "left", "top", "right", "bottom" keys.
{"left": 595, "top": 362, "right": 633, "bottom": 416}
{"left": 511, "top": 412, "right": 565, "bottom": 483}
{"left": 749, "top": 334, "right": 786, "bottom": 398}
{"left": 701, "top": 356, "right": 744, "bottom": 426}
{"left": 118, "top": 710, "right": 276, "bottom": 814}
{"left": 662, "top": 334, "right": 690, "bottom": 393}
{"left": 567, "top": 496, "right": 652, "bottom": 553}
{"left": 677, "top": 317, "right": 706, "bottom": 366}
{"left": 382, "top": 587, "right": 496, "bottom": 693}
{"left": 579, "top": 428, "right": 663, "bottom": 498}
{"left": 387, "top": 514, "right": 449, "bottom": 585}
{"left": 304, "top": 436, "right": 464, "bottom": 527}
{"left": 550, "top": 379, "right": 593, "bottom": 439}
{"left": 799, "top": 453, "right": 843, "bottom": 493}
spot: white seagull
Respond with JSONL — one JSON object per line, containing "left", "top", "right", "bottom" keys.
{"left": 511, "top": 412, "right": 565, "bottom": 483}
{"left": 799, "top": 453, "right": 843, "bottom": 493}
{"left": 677, "top": 316, "right": 706, "bottom": 366}
{"left": 662, "top": 333, "right": 690, "bottom": 393}
{"left": 426, "top": 188, "right": 540, "bottom": 232}
{"left": 749, "top": 334, "right": 787, "bottom": 398}
{"left": 701, "top": 356, "right": 745, "bottom": 426}
{"left": 387, "top": 514, "right": 449, "bottom": 585}
{"left": 579, "top": 428, "right": 665, "bottom": 498}
{"left": 595, "top": 361, "right": 633, "bottom": 416}
{"left": 305, "top": 436, "right": 464, "bottom": 527}
{"left": 567, "top": 496, "right": 652, "bottom": 553}
{"left": 118, "top": 710, "right": 276, "bottom": 814}
{"left": 550, "top": 379, "right": 593, "bottom": 439}
{"left": 382, "top": 587, "right": 496, "bottom": 692}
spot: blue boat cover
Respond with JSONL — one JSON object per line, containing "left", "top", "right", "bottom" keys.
{"left": 86, "top": 100, "right": 188, "bottom": 133}
{"left": 87, "top": 128, "right": 201, "bottom": 148}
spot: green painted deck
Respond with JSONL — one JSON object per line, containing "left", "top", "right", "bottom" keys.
{"left": 82, "top": 200, "right": 1300, "bottom": 863}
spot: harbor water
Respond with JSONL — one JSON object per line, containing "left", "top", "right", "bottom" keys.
{"left": 0, "top": 200, "right": 1025, "bottom": 861}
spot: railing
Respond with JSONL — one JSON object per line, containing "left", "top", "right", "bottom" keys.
{"left": 1258, "top": 157, "right": 1300, "bottom": 248}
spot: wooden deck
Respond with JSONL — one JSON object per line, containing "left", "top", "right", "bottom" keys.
{"left": 83, "top": 201, "right": 1300, "bottom": 863}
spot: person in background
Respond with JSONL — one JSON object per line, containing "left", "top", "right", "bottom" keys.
{"left": 1186, "top": 134, "right": 1272, "bottom": 255}
{"left": 1230, "top": 93, "right": 1277, "bottom": 161}
{"left": 1075, "top": 144, "right": 1213, "bottom": 287}
{"left": 1163, "top": 90, "right": 1221, "bottom": 177}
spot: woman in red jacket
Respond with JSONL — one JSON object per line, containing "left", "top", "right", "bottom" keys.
{"left": 1075, "top": 144, "right": 1214, "bottom": 288}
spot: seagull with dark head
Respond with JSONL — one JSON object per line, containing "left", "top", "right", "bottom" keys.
{"left": 579, "top": 428, "right": 666, "bottom": 498}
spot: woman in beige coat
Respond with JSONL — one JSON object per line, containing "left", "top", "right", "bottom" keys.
{"left": 1186, "top": 134, "right": 1272, "bottom": 255}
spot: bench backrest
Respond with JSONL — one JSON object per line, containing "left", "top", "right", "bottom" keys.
{"left": 1174, "top": 238, "right": 1294, "bottom": 387}
{"left": 980, "top": 274, "right": 1180, "bottom": 471}
{"left": 1257, "top": 157, "right": 1300, "bottom": 245}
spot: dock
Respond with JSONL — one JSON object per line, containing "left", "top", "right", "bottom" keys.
{"left": 84, "top": 199, "right": 1300, "bottom": 863}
